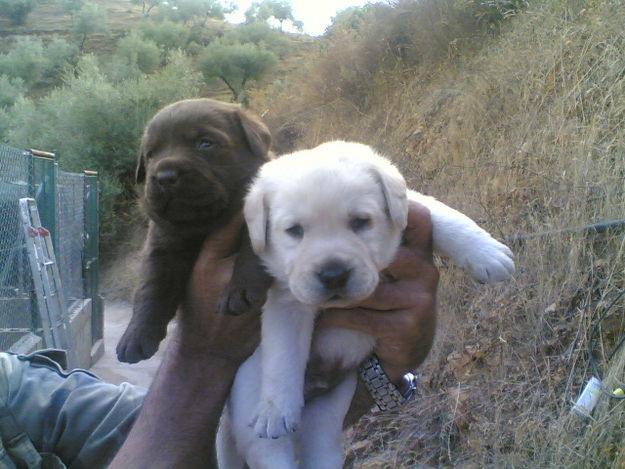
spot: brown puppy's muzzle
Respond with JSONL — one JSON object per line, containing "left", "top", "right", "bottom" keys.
{"left": 145, "top": 157, "right": 229, "bottom": 225}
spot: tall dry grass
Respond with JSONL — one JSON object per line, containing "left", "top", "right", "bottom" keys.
{"left": 253, "top": 0, "right": 625, "bottom": 466}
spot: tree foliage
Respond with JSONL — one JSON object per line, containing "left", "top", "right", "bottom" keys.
{"left": 114, "top": 32, "right": 161, "bottom": 74}
{"left": 0, "top": 0, "right": 38, "bottom": 25}
{"left": 71, "top": 2, "right": 109, "bottom": 52}
{"left": 158, "top": 0, "right": 234, "bottom": 25}
{"left": 0, "top": 37, "right": 46, "bottom": 86}
{"left": 223, "top": 21, "right": 289, "bottom": 56}
{"left": 4, "top": 53, "right": 202, "bottom": 247}
{"left": 138, "top": 19, "right": 191, "bottom": 51}
{"left": 197, "top": 41, "right": 277, "bottom": 102}
{"left": 0, "top": 36, "right": 78, "bottom": 87}
{"left": 0, "top": 75, "right": 25, "bottom": 108}
{"left": 244, "top": 0, "right": 302, "bottom": 31}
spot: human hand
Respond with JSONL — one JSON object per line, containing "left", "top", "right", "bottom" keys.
{"left": 176, "top": 214, "right": 261, "bottom": 366}
{"left": 318, "top": 200, "right": 439, "bottom": 383}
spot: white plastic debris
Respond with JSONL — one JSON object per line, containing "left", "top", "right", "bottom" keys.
{"left": 572, "top": 376, "right": 602, "bottom": 418}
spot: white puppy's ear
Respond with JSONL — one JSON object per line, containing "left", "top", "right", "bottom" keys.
{"left": 244, "top": 179, "right": 268, "bottom": 253}
{"left": 369, "top": 161, "right": 408, "bottom": 231}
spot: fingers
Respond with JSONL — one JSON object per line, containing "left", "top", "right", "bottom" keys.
{"left": 318, "top": 307, "right": 406, "bottom": 336}
{"left": 403, "top": 200, "right": 434, "bottom": 251}
{"left": 384, "top": 246, "right": 434, "bottom": 279}
{"left": 355, "top": 280, "right": 435, "bottom": 310}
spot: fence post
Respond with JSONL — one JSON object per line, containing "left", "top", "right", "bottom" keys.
{"left": 83, "top": 170, "right": 103, "bottom": 360}
{"left": 30, "top": 150, "right": 58, "bottom": 253}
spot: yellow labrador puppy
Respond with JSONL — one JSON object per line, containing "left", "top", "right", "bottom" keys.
{"left": 217, "top": 141, "right": 514, "bottom": 469}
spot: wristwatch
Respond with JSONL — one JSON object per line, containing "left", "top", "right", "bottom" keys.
{"left": 359, "top": 354, "right": 418, "bottom": 413}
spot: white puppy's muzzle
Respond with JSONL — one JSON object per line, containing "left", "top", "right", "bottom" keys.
{"left": 289, "top": 250, "right": 380, "bottom": 307}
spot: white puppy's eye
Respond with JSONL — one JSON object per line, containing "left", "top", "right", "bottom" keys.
{"left": 285, "top": 223, "right": 304, "bottom": 239}
{"left": 349, "top": 216, "right": 371, "bottom": 232}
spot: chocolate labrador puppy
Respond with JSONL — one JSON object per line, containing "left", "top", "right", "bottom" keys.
{"left": 116, "top": 98, "right": 272, "bottom": 364}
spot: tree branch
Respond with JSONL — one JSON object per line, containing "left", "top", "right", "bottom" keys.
{"left": 219, "top": 76, "right": 239, "bottom": 101}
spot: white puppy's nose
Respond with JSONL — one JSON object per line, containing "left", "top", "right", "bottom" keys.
{"left": 317, "top": 261, "right": 351, "bottom": 290}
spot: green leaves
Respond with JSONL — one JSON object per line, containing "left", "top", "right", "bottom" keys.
{"left": 197, "top": 41, "right": 278, "bottom": 101}
{"left": 0, "top": 0, "right": 37, "bottom": 26}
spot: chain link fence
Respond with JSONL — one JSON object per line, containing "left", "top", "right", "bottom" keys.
{"left": 0, "top": 143, "right": 100, "bottom": 364}
{"left": 0, "top": 146, "right": 34, "bottom": 351}
{"left": 57, "top": 170, "right": 86, "bottom": 307}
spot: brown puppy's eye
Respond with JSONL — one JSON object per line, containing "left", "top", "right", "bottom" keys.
{"left": 349, "top": 216, "right": 371, "bottom": 232}
{"left": 198, "top": 138, "right": 215, "bottom": 150}
{"left": 286, "top": 224, "right": 304, "bottom": 239}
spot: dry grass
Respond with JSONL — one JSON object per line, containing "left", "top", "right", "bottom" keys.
{"left": 252, "top": 0, "right": 625, "bottom": 466}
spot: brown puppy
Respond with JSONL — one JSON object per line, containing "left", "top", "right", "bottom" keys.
{"left": 116, "top": 98, "right": 272, "bottom": 364}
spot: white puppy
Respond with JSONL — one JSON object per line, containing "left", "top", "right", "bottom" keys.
{"left": 217, "top": 141, "right": 514, "bottom": 469}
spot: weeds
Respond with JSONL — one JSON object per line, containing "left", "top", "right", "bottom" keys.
{"left": 254, "top": 0, "right": 625, "bottom": 465}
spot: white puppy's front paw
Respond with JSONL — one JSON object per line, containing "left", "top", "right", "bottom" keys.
{"left": 462, "top": 234, "right": 515, "bottom": 284}
{"left": 250, "top": 399, "right": 302, "bottom": 439}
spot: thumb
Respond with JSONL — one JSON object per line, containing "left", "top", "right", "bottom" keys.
{"left": 200, "top": 213, "right": 245, "bottom": 261}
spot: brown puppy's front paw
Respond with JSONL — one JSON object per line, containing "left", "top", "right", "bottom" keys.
{"left": 218, "top": 283, "right": 267, "bottom": 316}
{"left": 116, "top": 323, "right": 166, "bottom": 364}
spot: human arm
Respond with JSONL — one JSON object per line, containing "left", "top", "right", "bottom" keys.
{"left": 110, "top": 216, "right": 261, "bottom": 469}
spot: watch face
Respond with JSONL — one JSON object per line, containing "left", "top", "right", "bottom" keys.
{"left": 399, "top": 372, "right": 417, "bottom": 398}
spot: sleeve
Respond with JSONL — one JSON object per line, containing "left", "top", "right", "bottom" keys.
{"left": 2, "top": 351, "right": 146, "bottom": 468}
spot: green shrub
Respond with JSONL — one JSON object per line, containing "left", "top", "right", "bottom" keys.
{"left": 72, "top": 2, "right": 109, "bottom": 52}
{"left": 4, "top": 52, "right": 202, "bottom": 247}
{"left": 42, "top": 38, "right": 79, "bottom": 85}
{"left": 0, "top": 36, "right": 80, "bottom": 89}
{"left": 138, "top": 19, "right": 191, "bottom": 51}
{"left": 223, "top": 22, "right": 289, "bottom": 57}
{"left": 0, "top": 75, "right": 25, "bottom": 108}
{"left": 0, "top": 37, "right": 46, "bottom": 86}
{"left": 197, "top": 41, "right": 277, "bottom": 102}
{"left": 0, "top": 0, "right": 37, "bottom": 25}
{"left": 157, "top": 0, "right": 231, "bottom": 25}
{"left": 114, "top": 32, "right": 161, "bottom": 74}
{"left": 244, "top": 0, "right": 302, "bottom": 31}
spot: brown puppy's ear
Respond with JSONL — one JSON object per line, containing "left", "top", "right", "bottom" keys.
{"left": 135, "top": 148, "right": 146, "bottom": 184}
{"left": 238, "top": 109, "right": 271, "bottom": 160}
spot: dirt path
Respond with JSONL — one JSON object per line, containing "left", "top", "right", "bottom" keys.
{"left": 89, "top": 300, "right": 174, "bottom": 388}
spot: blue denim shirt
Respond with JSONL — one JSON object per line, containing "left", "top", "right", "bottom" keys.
{"left": 0, "top": 350, "right": 146, "bottom": 468}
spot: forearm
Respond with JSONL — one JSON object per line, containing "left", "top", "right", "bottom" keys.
{"left": 110, "top": 336, "right": 238, "bottom": 469}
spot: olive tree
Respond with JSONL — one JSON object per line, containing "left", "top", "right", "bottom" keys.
{"left": 244, "top": 0, "right": 302, "bottom": 31}
{"left": 72, "top": 2, "right": 109, "bottom": 52}
{"left": 0, "top": 0, "right": 38, "bottom": 25}
{"left": 197, "top": 41, "right": 277, "bottom": 103}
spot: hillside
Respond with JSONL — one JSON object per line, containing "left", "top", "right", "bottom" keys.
{"left": 2, "top": 0, "right": 624, "bottom": 466}
{"left": 0, "top": 0, "right": 146, "bottom": 53}
{"left": 251, "top": 0, "right": 625, "bottom": 466}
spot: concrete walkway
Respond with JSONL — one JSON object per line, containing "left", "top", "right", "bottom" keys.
{"left": 89, "top": 301, "right": 174, "bottom": 388}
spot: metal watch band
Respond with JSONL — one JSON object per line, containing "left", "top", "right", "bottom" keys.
{"left": 359, "top": 354, "right": 417, "bottom": 413}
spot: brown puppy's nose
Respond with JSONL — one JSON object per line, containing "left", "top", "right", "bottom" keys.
{"left": 317, "top": 261, "right": 351, "bottom": 290}
{"left": 156, "top": 169, "right": 179, "bottom": 188}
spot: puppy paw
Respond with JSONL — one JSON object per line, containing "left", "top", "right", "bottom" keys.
{"left": 116, "top": 323, "right": 166, "bottom": 364}
{"left": 218, "top": 283, "right": 267, "bottom": 316}
{"left": 463, "top": 234, "right": 515, "bottom": 283}
{"left": 250, "top": 399, "right": 302, "bottom": 439}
